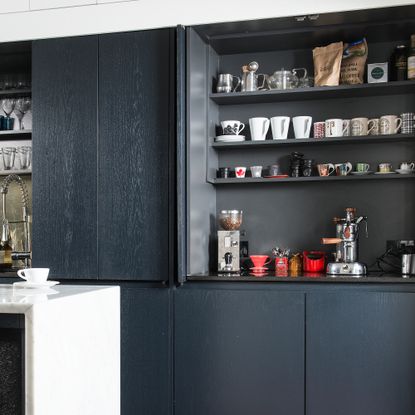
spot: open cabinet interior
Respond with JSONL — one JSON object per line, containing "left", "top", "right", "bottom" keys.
{"left": 186, "top": 5, "right": 415, "bottom": 276}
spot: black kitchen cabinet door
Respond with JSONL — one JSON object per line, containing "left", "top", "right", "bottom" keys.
{"left": 98, "top": 29, "right": 174, "bottom": 281}
{"left": 32, "top": 37, "right": 98, "bottom": 279}
{"left": 121, "top": 286, "right": 171, "bottom": 415}
{"left": 174, "top": 288, "right": 305, "bottom": 415}
{"left": 307, "top": 292, "right": 415, "bottom": 415}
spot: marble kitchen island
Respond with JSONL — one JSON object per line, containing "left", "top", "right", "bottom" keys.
{"left": 0, "top": 284, "right": 120, "bottom": 415}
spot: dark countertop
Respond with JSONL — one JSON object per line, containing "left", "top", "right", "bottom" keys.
{"left": 187, "top": 272, "right": 415, "bottom": 283}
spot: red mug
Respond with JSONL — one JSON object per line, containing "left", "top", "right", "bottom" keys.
{"left": 250, "top": 255, "right": 271, "bottom": 268}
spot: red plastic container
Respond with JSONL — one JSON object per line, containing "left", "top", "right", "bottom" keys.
{"left": 303, "top": 251, "right": 326, "bottom": 272}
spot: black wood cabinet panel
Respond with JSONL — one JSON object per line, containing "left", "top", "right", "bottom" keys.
{"left": 307, "top": 292, "right": 415, "bottom": 415}
{"left": 98, "top": 29, "right": 173, "bottom": 281}
{"left": 174, "top": 288, "right": 305, "bottom": 415}
{"left": 32, "top": 37, "right": 98, "bottom": 279}
{"left": 121, "top": 286, "right": 171, "bottom": 415}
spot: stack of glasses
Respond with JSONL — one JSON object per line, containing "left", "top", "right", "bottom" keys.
{"left": 0, "top": 146, "right": 32, "bottom": 171}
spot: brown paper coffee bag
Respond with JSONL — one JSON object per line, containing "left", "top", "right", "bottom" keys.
{"left": 340, "top": 38, "right": 368, "bottom": 85}
{"left": 313, "top": 41, "right": 343, "bottom": 86}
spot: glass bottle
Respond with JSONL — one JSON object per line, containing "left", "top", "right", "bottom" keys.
{"left": 407, "top": 35, "right": 415, "bottom": 80}
{"left": 392, "top": 45, "right": 407, "bottom": 81}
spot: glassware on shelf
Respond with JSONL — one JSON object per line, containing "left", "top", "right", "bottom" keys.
{"left": 2, "top": 147, "right": 16, "bottom": 170}
{"left": 14, "top": 97, "right": 31, "bottom": 130}
{"left": 16, "top": 146, "right": 31, "bottom": 170}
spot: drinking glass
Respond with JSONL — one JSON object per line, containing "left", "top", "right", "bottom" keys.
{"left": 2, "top": 147, "right": 16, "bottom": 170}
{"left": 14, "top": 97, "right": 31, "bottom": 130}
{"left": 16, "top": 146, "right": 31, "bottom": 169}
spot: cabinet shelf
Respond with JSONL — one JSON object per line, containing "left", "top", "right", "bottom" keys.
{"left": 209, "top": 80, "right": 415, "bottom": 105}
{"left": 212, "top": 133, "right": 415, "bottom": 149}
{"left": 0, "top": 89, "right": 31, "bottom": 98}
{"left": 0, "top": 169, "right": 31, "bottom": 176}
{"left": 0, "top": 130, "right": 31, "bottom": 140}
{"left": 212, "top": 174, "right": 415, "bottom": 185}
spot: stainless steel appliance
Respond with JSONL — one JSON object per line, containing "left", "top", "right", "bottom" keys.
{"left": 322, "top": 207, "right": 368, "bottom": 276}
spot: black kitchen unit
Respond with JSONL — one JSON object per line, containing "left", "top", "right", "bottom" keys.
{"left": 2, "top": 4, "right": 415, "bottom": 415}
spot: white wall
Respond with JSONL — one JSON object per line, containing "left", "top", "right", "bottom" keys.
{"left": 0, "top": 0, "right": 413, "bottom": 42}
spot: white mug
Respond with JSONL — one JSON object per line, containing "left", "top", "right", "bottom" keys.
{"left": 380, "top": 115, "right": 402, "bottom": 135}
{"left": 400, "top": 162, "right": 415, "bottom": 170}
{"left": 17, "top": 268, "right": 50, "bottom": 284}
{"left": 325, "top": 118, "right": 346, "bottom": 137}
{"left": 221, "top": 120, "right": 245, "bottom": 135}
{"left": 249, "top": 117, "right": 270, "bottom": 141}
{"left": 270, "top": 116, "right": 290, "bottom": 140}
{"left": 293, "top": 116, "right": 312, "bottom": 139}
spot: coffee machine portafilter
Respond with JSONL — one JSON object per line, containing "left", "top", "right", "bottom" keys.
{"left": 322, "top": 208, "right": 368, "bottom": 276}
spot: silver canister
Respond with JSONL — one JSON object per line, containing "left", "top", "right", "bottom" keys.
{"left": 402, "top": 254, "right": 413, "bottom": 275}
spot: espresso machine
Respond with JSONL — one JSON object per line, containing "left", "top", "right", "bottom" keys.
{"left": 322, "top": 208, "right": 368, "bottom": 276}
{"left": 217, "top": 210, "right": 242, "bottom": 274}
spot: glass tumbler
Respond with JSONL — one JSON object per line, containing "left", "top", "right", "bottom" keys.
{"left": 16, "top": 146, "right": 31, "bottom": 169}
{"left": 2, "top": 147, "right": 16, "bottom": 170}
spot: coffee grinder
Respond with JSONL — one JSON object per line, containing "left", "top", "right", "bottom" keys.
{"left": 322, "top": 208, "right": 368, "bottom": 276}
{"left": 217, "top": 210, "right": 242, "bottom": 274}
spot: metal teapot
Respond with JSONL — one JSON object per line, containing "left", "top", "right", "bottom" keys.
{"left": 240, "top": 61, "right": 267, "bottom": 92}
{"left": 267, "top": 68, "right": 308, "bottom": 90}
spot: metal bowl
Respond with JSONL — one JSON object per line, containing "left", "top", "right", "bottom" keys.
{"left": 218, "top": 210, "right": 243, "bottom": 230}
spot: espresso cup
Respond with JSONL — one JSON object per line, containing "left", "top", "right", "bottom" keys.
{"left": 235, "top": 166, "right": 247, "bottom": 178}
{"left": 368, "top": 118, "right": 380, "bottom": 135}
{"left": 378, "top": 163, "right": 392, "bottom": 173}
{"left": 356, "top": 162, "right": 370, "bottom": 172}
{"left": 270, "top": 116, "right": 290, "bottom": 139}
{"left": 380, "top": 115, "right": 402, "bottom": 135}
{"left": 317, "top": 163, "right": 335, "bottom": 176}
{"left": 17, "top": 268, "right": 50, "bottom": 284}
{"left": 250, "top": 165, "right": 263, "bottom": 178}
{"left": 325, "top": 118, "right": 345, "bottom": 137}
{"left": 351, "top": 117, "right": 369, "bottom": 136}
{"left": 249, "top": 117, "right": 270, "bottom": 141}
{"left": 313, "top": 121, "right": 325, "bottom": 139}
{"left": 221, "top": 120, "right": 245, "bottom": 135}
{"left": 400, "top": 162, "right": 415, "bottom": 171}
{"left": 293, "top": 116, "right": 312, "bottom": 139}
{"left": 335, "top": 162, "right": 352, "bottom": 176}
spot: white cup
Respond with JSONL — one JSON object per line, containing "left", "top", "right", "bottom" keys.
{"left": 250, "top": 165, "right": 263, "bottom": 178}
{"left": 293, "top": 116, "right": 312, "bottom": 139}
{"left": 270, "top": 116, "right": 290, "bottom": 140}
{"left": 17, "top": 268, "right": 50, "bottom": 284}
{"left": 400, "top": 162, "right": 415, "bottom": 171}
{"left": 221, "top": 120, "right": 245, "bottom": 135}
{"left": 325, "top": 118, "right": 346, "bottom": 137}
{"left": 380, "top": 115, "right": 402, "bottom": 135}
{"left": 249, "top": 117, "right": 270, "bottom": 141}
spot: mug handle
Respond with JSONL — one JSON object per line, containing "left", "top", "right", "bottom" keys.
{"left": 263, "top": 119, "right": 270, "bottom": 138}
{"left": 395, "top": 118, "right": 403, "bottom": 133}
{"left": 17, "top": 270, "right": 27, "bottom": 280}
{"left": 264, "top": 257, "right": 272, "bottom": 266}
{"left": 342, "top": 123, "right": 348, "bottom": 135}
{"left": 364, "top": 164, "right": 370, "bottom": 172}
{"left": 293, "top": 67, "right": 308, "bottom": 80}
{"left": 238, "top": 123, "right": 245, "bottom": 134}
{"left": 367, "top": 119, "right": 375, "bottom": 134}
{"left": 232, "top": 76, "right": 241, "bottom": 92}
{"left": 257, "top": 74, "right": 268, "bottom": 90}
{"left": 328, "top": 163, "right": 335, "bottom": 175}
{"left": 346, "top": 162, "right": 353, "bottom": 174}
{"left": 410, "top": 162, "right": 415, "bottom": 170}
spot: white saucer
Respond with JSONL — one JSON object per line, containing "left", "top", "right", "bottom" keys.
{"left": 215, "top": 135, "right": 246, "bottom": 142}
{"left": 351, "top": 171, "right": 373, "bottom": 175}
{"left": 13, "top": 280, "right": 60, "bottom": 289}
{"left": 395, "top": 169, "right": 415, "bottom": 175}
{"left": 374, "top": 171, "right": 396, "bottom": 175}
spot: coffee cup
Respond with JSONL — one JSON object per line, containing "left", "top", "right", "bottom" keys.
{"left": 378, "top": 163, "right": 392, "bottom": 173}
{"left": 380, "top": 115, "right": 402, "bottom": 135}
{"left": 270, "top": 116, "right": 290, "bottom": 140}
{"left": 317, "top": 163, "right": 335, "bottom": 176}
{"left": 355, "top": 162, "right": 370, "bottom": 172}
{"left": 250, "top": 165, "right": 263, "bottom": 178}
{"left": 313, "top": 121, "right": 325, "bottom": 139}
{"left": 400, "top": 162, "right": 415, "bottom": 171}
{"left": 293, "top": 116, "right": 312, "bottom": 139}
{"left": 221, "top": 120, "right": 245, "bottom": 135}
{"left": 368, "top": 118, "right": 380, "bottom": 135}
{"left": 325, "top": 118, "right": 346, "bottom": 137}
{"left": 249, "top": 117, "right": 270, "bottom": 141}
{"left": 235, "top": 166, "right": 247, "bottom": 178}
{"left": 17, "top": 268, "right": 50, "bottom": 284}
{"left": 250, "top": 255, "right": 271, "bottom": 268}
{"left": 351, "top": 117, "right": 370, "bottom": 136}
{"left": 335, "top": 162, "right": 352, "bottom": 176}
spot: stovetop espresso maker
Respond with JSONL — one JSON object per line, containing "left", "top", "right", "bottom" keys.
{"left": 322, "top": 207, "right": 368, "bottom": 276}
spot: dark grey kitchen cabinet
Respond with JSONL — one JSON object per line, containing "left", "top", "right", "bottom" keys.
{"left": 306, "top": 292, "right": 415, "bottom": 415}
{"left": 32, "top": 36, "right": 98, "bottom": 279}
{"left": 98, "top": 29, "right": 174, "bottom": 281}
{"left": 174, "top": 288, "right": 305, "bottom": 415}
{"left": 121, "top": 286, "right": 171, "bottom": 415}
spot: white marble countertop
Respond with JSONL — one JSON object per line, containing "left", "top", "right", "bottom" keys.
{"left": 0, "top": 284, "right": 115, "bottom": 313}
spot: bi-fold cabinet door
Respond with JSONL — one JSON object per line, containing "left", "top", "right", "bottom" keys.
{"left": 32, "top": 28, "right": 175, "bottom": 281}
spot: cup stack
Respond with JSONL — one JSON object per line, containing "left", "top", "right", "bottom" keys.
{"left": 290, "top": 152, "right": 304, "bottom": 177}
